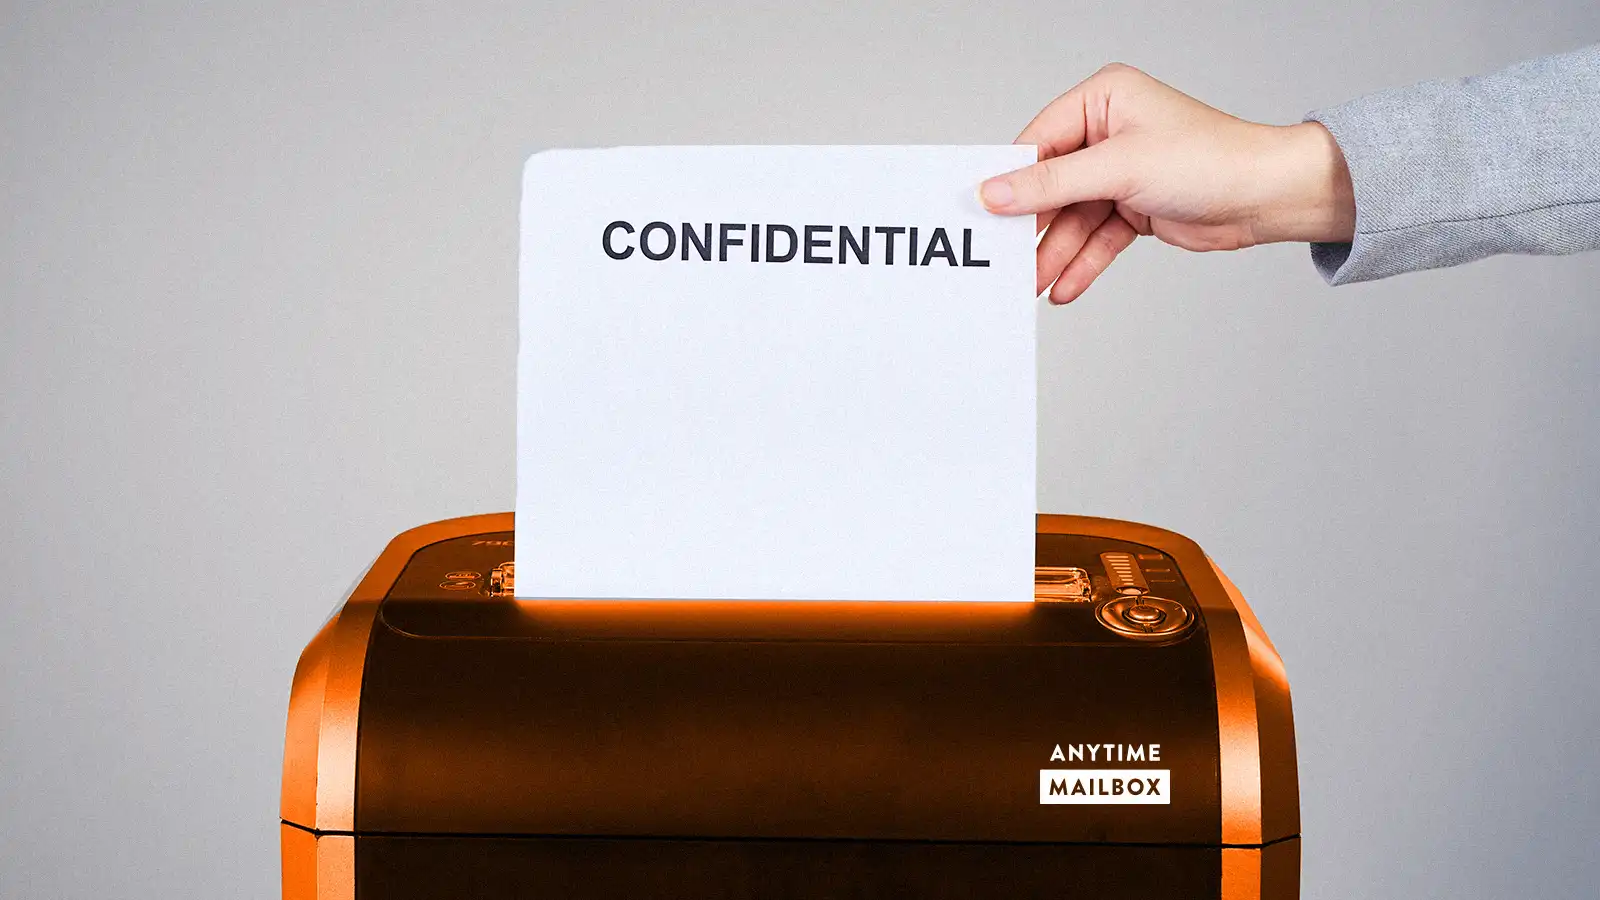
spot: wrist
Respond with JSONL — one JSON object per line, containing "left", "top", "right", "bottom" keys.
{"left": 1251, "top": 122, "right": 1355, "bottom": 245}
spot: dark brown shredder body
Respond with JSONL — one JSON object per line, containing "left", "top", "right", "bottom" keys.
{"left": 281, "top": 513, "right": 1300, "bottom": 900}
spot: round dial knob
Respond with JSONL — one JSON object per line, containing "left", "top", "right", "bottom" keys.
{"left": 1096, "top": 595, "right": 1193, "bottom": 640}
{"left": 1122, "top": 603, "right": 1168, "bottom": 626}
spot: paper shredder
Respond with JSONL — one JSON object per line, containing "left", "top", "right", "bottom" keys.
{"left": 281, "top": 512, "right": 1299, "bottom": 898}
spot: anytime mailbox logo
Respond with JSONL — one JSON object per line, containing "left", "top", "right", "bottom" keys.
{"left": 1039, "top": 743, "right": 1170, "bottom": 806}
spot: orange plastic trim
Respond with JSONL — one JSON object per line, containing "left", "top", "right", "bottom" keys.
{"left": 279, "top": 513, "right": 514, "bottom": 833}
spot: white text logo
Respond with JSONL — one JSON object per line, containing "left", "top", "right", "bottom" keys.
{"left": 1039, "top": 769, "right": 1171, "bottom": 805}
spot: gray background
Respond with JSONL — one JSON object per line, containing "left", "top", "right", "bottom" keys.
{"left": 3, "top": 2, "right": 1597, "bottom": 897}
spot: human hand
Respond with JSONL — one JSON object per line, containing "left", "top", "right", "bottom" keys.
{"left": 980, "top": 64, "right": 1356, "bottom": 303}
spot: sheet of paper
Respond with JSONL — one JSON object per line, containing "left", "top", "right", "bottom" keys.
{"left": 518, "top": 145, "right": 1036, "bottom": 601}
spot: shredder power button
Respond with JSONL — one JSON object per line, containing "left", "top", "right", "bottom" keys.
{"left": 1096, "top": 595, "right": 1192, "bottom": 641}
{"left": 1123, "top": 604, "right": 1167, "bottom": 626}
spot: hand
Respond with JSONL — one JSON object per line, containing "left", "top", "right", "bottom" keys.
{"left": 980, "top": 64, "right": 1356, "bottom": 304}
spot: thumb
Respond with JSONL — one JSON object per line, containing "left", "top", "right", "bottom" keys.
{"left": 979, "top": 141, "right": 1132, "bottom": 216}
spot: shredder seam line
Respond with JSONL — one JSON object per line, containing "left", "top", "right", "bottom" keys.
{"left": 278, "top": 819, "right": 1298, "bottom": 850}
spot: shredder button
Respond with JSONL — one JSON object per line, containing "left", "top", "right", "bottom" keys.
{"left": 1123, "top": 604, "right": 1168, "bottom": 626}
{"left": 1096, "top": 595, "right": 1192, "bottom": 641}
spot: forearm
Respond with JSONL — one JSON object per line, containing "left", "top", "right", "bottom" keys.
{"left": 1306, "top": 44, "right": 1600, "bottom": 285}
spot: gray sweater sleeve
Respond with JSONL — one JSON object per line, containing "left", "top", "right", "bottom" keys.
{"left": 1305, "top": 44, "right": 1600, "bottom": 285}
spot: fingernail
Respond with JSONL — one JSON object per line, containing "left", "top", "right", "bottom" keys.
{"left": 979, "top": 178, "right": 1013, "bottom": 211}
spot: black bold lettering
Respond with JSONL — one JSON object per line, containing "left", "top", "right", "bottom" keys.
{"left": 765, "top": 224, "right": 797, "bottom": 262}
{"left": 803, "top": 225, "right": 832, "bottom": 264}
{"left": 920, "top": 227, "right": 957, "bottom": 266}
{"left": 961, "top": 228, "right": 990, "bottom": 267}
{"left": 908, "top": 227, "right": 919, "bottom": 266}
{"left": 1147, "top": 778, "right": 1161, "bottom": 796}
{"left": 639, "top": 221, "right": 676, "bottom": 261}
{"left": 718, "top": 223, "right": 745, "bottom": 262}
{"left": 839, "top": 226, "right": 869, "bottom": 264}
{"left": 603, "top": 220, "right": 635, "bottom": 259}
{"left": 682, "top": 222, "right": 712, "bottom": 261}
{"left": 751, "top": 224, "right": 761, "bottom": 261}
{"left": 874, "top": 226, "right": 905, "bottom": 264}
{"left": 1049, "top": 779, "right": 1068, "bottom": 796}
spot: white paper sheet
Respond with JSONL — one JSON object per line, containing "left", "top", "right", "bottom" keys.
{"left": 518, "top": 145, "right": 1036, "bottom": 601}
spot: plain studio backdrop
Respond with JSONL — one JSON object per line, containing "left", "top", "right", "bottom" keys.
{"left": 4, "top": 3, "right": 1599, "bottom": 898}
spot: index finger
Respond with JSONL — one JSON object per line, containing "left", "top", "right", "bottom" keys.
{"left": 1015, "top": 77, "right": 1096, "bottom": 160}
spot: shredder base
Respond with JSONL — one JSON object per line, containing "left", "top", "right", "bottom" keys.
{"left": 283, "top": 823, "right": 1299, "bottom": 899}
